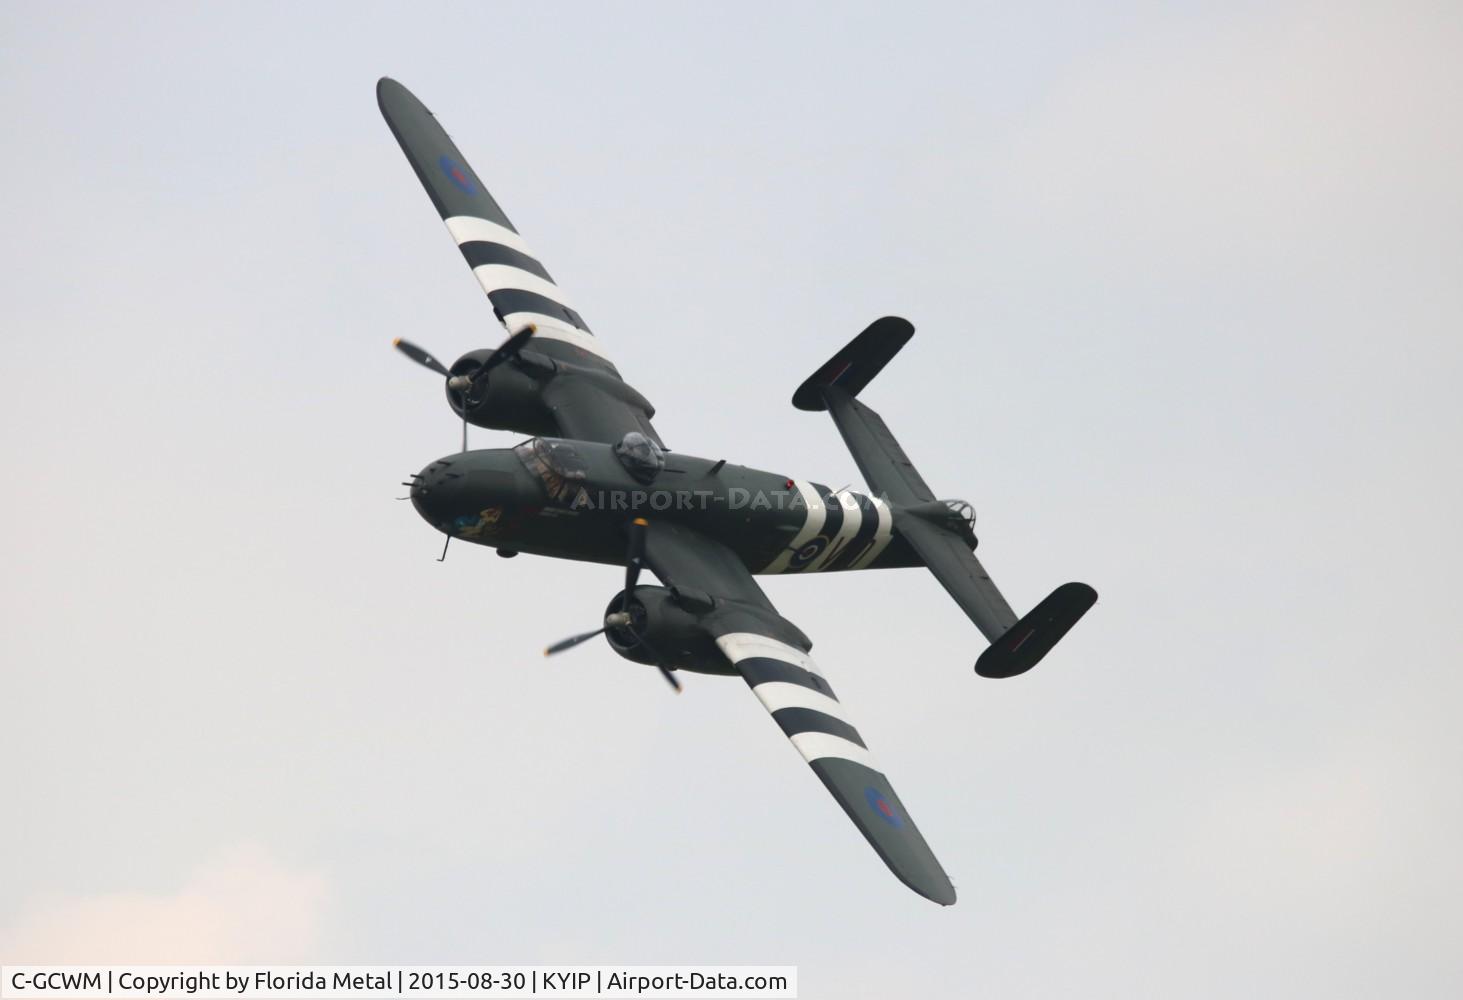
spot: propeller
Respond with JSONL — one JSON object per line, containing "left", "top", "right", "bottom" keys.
{"left": 542, "top": 611, "right": 630, "bottom": 656}
{"left": 393, "top": 325, "right": 536, "bottom": 451}
{"left": 544, "top": 518, "right": 682, "bottom": 692}
{"left": 392, "top": 338, "right": 449, "bottom": 376}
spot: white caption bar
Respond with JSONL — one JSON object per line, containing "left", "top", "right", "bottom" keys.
{"left": 1, "top": 967, "right": 796, "bottom": 1000}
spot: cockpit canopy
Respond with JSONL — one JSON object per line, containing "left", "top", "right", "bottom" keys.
{"left": 514, "top": 437, "right": 588, "bottom": 504}
{"left": 614, "top": 431, "right": 665, "bottom": 482}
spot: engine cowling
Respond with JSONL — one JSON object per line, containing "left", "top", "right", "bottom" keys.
{"left": 446, "top": 349, "right": 558, "bottom": 438}
{"left": 602, "top": 585, "right": 729, "bottom": 674}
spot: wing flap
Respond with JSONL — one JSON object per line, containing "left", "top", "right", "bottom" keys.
{"left": 542, "top": 377, "right": 662, "bottom": 446}
{"left": 641, "top": 519, "right": 782, "bottom": 613}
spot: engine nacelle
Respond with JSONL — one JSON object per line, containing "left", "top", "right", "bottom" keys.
{"left": 602, "top": 585, "right": 731, "bottom": 675}
{"left": 446, "top": 349, "right": 559, "bottom": 438}
{"left": 443, "top": 345, "right": 657, "bottom": 442}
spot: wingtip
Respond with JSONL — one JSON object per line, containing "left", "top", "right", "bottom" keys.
{"left": 903, "top": 874, "right": 957, "bottom": 906}
{"left": 376, "top": 76, "right": 424, "bottom": 116}
{"left": 896, "top": 869, "right": 957, "bottom": 906}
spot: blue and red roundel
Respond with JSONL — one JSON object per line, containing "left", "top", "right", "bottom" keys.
{"left": 439, "top": 155, "right": 476, "bottom": 195}
{"left": 789, "top": 535, "right": 828, "bottom": 571}
{"left": 864, "top": 786, "right": 904, "bottom": 828}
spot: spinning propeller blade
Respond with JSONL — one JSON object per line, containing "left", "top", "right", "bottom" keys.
{"left": 390, "top": 326, "right": 535, "bottom": 452}
{"left": 482, "top": 326, "right": 536, "bottom": 374}
{"left": 544, "top": 610, "right": 632, "bottom": 657}
{"left": 544, "top": 628, "right": 607, "bottom": 656}
{"left": 543, "top": 518, "right": 681, "bottom": 692}
{"left": 623, "top": 517, "right": 647, "bottom": 602}
{"left": 654, "top": 661, "right": 683, "bottom": 692}
{"left": 393, "top": 338, "right": 449, "bottom": 376}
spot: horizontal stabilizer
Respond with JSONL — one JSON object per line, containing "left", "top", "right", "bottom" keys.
{"left": 793, "top": 317, "right": 913, "bottom": 411}
{"left": 975, "top": 582, "right": 1098, "bottom": 678}
{"left": 895, "top": 515, "right": 1019, "bottom": 640}
{"left": 798, "top": 316, "right": 1097, "bottom": 678}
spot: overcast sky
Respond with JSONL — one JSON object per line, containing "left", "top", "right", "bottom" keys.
{"left": 3, "top": 2, "right": 1461, "bottom": 997}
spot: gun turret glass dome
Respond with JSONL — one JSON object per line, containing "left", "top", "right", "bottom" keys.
{"left": 614, "top": 431, "right": 665, "bottom": 482}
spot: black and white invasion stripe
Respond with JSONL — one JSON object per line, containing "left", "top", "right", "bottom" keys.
{"left": 715, "top": 632, "right": 876, "bottom": 769}
{"left": 823, "top": 493, "right": 881, "bottom": 571}
{"left": 759, "top": 480, "right": 893, "bottom": 574}
{"left": 443, "top": 215, "right": 609, "bottom": 361}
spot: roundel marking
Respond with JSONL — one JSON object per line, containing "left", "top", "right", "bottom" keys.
{"left": 439, "top": 154, "right": 477, "bottom": 195}
{"left": 864, "top": 786, "right": 904, "bottom": 828}
{"left": 789, "top": 535, "right": 829, "bottom": 570}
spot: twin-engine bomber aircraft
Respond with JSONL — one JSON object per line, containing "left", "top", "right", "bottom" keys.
{"left": 379, "top": 77, "right": 1096, "bottom": 905}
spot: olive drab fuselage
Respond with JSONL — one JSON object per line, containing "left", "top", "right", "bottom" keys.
{"left": 409, "top": 436, "right": 924, "bottom": 576}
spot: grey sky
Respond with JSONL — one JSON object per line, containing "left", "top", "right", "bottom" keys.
{"left": 2, "top": 2, "right": 1461, "bottom": 996}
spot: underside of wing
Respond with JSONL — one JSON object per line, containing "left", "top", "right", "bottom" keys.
{"left": 376, "top": 77, "right": 613, "bottom": 370}
{"left": 542, "top": 376, "right": 663, "bottom": 447}
{"left": 378, "top": 77, "right": 663, "bottom": 445}
{"left": 714, "top": 628, "right": 957, "bottom": 905}
{"left": 639, "top": 521, "right": 957, "bottom": 905}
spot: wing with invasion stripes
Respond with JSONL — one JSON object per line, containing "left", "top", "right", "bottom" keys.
{"left": 380, "top": 78, "right": 664, "bottom": 444}
{"left": 377, "top": 78, "right": 610, "bottom": 369}
{"left": 377, "top": 78, "right": 662, "bottom": 445}
{"left": 640, "top": 520, "right": 956, "bottom": 905}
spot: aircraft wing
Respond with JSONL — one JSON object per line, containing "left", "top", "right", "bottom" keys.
{"left": 377, "top": 77, "right": 659, "bottom": 445}
{"left": 641, "top": 519, "right": 957, "bottom": 905}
